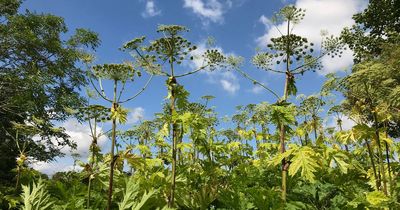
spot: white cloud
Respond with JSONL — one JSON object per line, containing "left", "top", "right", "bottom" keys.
{"left": 220, "top": 72, "right": 240, "bottom": 94}
{"left": 321, "top": 48, "right": 354, "bottom": 74}
{"left": 183, "top": 0, "right": 232, "bottom": 24}
{"left": 340, "top": 116, "right": 356, "bottom": 131}
{"left": 60, "top": 119, "right": 108, "bottom": 157}
{"left": 31, "top": 118, "right": 108, "bottom": 175}
{"left": 259, "top": 15, "right": 272, "bottom": 29}
{"left": 256, "top": 0, "right": 367, "bottom": 74}
{"left": 326, "top": 115, "right": 356, "bottom": 131}
{"left": 210, "top": 70, "right": 240, "bottom": 94}
{"left": 128, "top": 107, "right": 145, "bottom": 124}
{"left": 188, "top": 40, "right": 240, "bottom": 94}
{"left": 31, "top": 161, "right": 82, "bottom": 175}
{"left": 142, "top": 0, "right": 161, "bottom": 18}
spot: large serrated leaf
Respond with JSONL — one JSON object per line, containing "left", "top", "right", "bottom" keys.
{"left": 288, "top": 146, "right": 319, "bottom": 182}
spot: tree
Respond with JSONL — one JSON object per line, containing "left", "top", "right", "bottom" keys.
{"left": 0, "top": 0, "right": 100, "bottom": 183}
{"left": 341, "top": 0, "right": 400, "bottom": 62}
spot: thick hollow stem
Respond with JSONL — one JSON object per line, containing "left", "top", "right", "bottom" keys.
{"left": 280, "top": 73, "right": 290, "bottom": 202}
{"left": 107, "top": 80, "right": 118, "bottom": 210}
{"left": 384, "top": 124, "right": 392, "bottom": 194}
{"left": 280, "top": 123, "right": 288, "bottom": 201}
{"left": 168, "top": 76, "right": 177, "bottom": 208}
{"left": 313, "top": 115, "right": 318, "bottom": 141}
{"left": 87, "top": 119, "right": 97, "bottom": 208}
{"left": 280, "top": 18, "right": 291, "bottom": 202}
{"left": 385, "top": 141, "right": 392, "bottom": 194}
{"left": 107, "top": 112, "right": 117, "bottom": 210}
{"left": 366, "top": 139, "right": 380, "bottom": 190}
{"left": 167, "top": 47, "right": 178, "bottom": 206}
{"left": 373, "top": 113, "right": 387, "bottom": 195}
{"left": 87, "top": 177, "right": 92, "bottom": 208}
{"left": 15, "top": 167, "right": 20, "bottom": 190}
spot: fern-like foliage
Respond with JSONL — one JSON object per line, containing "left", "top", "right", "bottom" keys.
{"left": 20, "top": 179, "right": 54, "bottom": 210}
{"left": 118, "top": 177, "right": 156, "bottom": 210}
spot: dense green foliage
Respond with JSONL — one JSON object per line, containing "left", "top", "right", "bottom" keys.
{"left": 0, "top": 0, "right": 99, "bottom": 184}
{"left": 1, "top": 0, "right": 400, "bottom": 209}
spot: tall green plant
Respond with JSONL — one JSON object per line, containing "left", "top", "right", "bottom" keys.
{"left": 76, "top": 104, "right": 109, "bottom": 208}
{"left": 235, "top": 5, "right": 344, "bottom": 201}
{"left": 88, "top": 62, "right": 151, "bottom": 210}
{"left": 123, "top": 25, "right": 226, "bottom": 207}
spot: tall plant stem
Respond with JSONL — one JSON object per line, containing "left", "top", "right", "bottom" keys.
{"left": 312, "top": 115, "right": 318, "bottom": 141}
{"left": 87, "top": 177, "right": 92, "bottom": 208}
{"left": 87, "top": 119, "right": 97, "bottom": 208}
{"left": 385, "top": 141, "right": 392, "bottom": 193}
{"left": 363, "top": 82, "right": 387, "bottom": 194}
{"left": 86, "top": 117, "right": 97, "bottom": 208}
{"left": 280, "top": 18, "right": 291, "bottom": 202}
{"left": 168, "top": 82, "right": 177, "bottom": 207}
{"left": 15, "top": 167, "right": 20, "bottom": 190}
{"left": 280, "top": 75, "right": 289, "bottom": 202}
{"left": 107, "top": 80, "right": 118, "bottom": 210}
{"left": 15, "top": 138, "right": 21, "bottom": 191}
{"left": 373, "top": 113, "right": 388, "bottom": 195}
{"left": 366, "top": 139, "right": 380, "bottom": 190}
{"left": 305, "top": 132, "right": 309, "bottom": 146}
{"left": 87, "top": 150, "right": 94, "bottom": 208}
{"left": 384, "top": 125, "right": 392, "bottom": 194}
{"left": 168, "top": 52, "right": 178, "bottom": 207}
{"left": 87, "top": 148, "right": 96, "bottom": 208}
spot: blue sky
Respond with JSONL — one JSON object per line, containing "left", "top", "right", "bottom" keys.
{"left": 22, "top": 0, "right": 366, "bottom": 174}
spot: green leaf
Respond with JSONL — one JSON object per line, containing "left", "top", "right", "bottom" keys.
{"left": 269, "top": 146, "right": 296, "bottom": 166}
{"left": 111, "top": 105, "right": 129, "bottom": 124}
{"left": 332, "top": 153, "right": 349, "bottom": 174}
{"left": 365, "top": 191, "right": 389, "bottom": 207}
{"left": 288, "top": 146, "right": 319, "bottom": 182}
{"left": 270, "top": 104, "right": 296, "bottom": 127}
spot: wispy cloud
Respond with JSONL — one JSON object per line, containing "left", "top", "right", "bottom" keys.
{"left": 128, "top": 107, "right": 145, "bottom": 124}
{"left": 183, "top": 0, "right": 233, "bottom": 25}
{"left": 142, "top": 0, "right": 161, "bottom": 18}
{"left": 220, "top": 71, "right": 240, "bottom": 94}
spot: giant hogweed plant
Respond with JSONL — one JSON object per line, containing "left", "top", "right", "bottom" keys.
{"left": 86, "top": 60, "right": 153, "bottom": 210}
{"left": 230, "top": 5, "right": 345, "bottom": 201}
{"left": 75, "top": 104, "right": 109, "bottom": 208}
{"left": 123, "top": 24, "right": 237, "bottom": 207}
